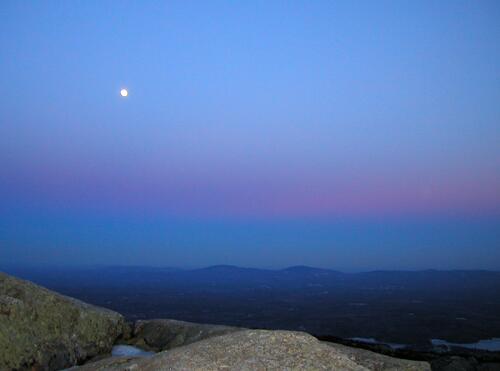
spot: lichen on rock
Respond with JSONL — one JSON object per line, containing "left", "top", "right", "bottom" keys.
{"left": 0, "top": 272, "right": 125, "bottom": 370}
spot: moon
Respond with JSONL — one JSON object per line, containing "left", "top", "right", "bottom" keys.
{"left": 120, "top": 88, "right": 128, "bottom": 97}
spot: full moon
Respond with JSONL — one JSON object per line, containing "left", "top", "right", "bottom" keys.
{"left": 120, "top": 88, "right": 128, "bottom": 97}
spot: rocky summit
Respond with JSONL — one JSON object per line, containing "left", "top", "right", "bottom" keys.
{"left": 0, "top": 272, "right": 125, "bottom": 370}
{"left": 0, "top": 271, "right": 431, "bottom": 370}
{"left": 78, "top": 329, "right": 430, "bottom": 371}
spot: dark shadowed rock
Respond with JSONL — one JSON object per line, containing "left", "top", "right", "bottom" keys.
{"left": 128, "top": 318, "right": 242, "bottom": 351}
{"left": 66, "top": 356, "right": 140, "bottom": 371}
{"left": 0, "top": 272, "right": 125, "bottom": 370}
{"left": 324, "top": 341, "right": 431, "bottom": 370}
{"left": 74, "top": 330, "right": 431, "bottom": 370}
{"left": 430, "top": 356, "right": 481, "bottom": 371}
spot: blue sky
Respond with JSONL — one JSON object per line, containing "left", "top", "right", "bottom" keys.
{"left": 1, "top": 1, "right": 499, "bottom": 269}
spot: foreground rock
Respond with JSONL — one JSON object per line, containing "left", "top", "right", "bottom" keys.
{"left": 128, "top": 318, "right": 241, "bottom": 351}
{"left": 76, "top": 330, "right": 431, "bottom": 370}
{"left": 0, "top": 272, "right": 125, "bottom": 370}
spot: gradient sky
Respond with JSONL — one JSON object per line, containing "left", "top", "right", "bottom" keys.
{"left": 1, "top": 1, "right": 499, "bottom": 270}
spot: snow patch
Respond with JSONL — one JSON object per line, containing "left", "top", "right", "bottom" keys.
{"left": 111, "top": 345, "right": 155, "bottom": 357}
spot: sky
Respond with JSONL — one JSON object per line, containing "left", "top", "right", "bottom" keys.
{"left": 1, "top": 1, "right": 499, "bottom": 270}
